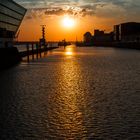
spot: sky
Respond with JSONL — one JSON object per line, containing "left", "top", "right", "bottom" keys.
{"left": 14, "top": 0, "right": 140, "bottom": 41}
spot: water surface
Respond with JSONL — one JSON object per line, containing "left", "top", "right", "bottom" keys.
{"left": 0, "top": 46, "right": 140, "bottom": 139}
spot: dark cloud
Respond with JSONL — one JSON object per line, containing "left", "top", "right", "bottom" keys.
{"left": 14, "top": 0, "right": 140, "bottom": 20}
{"left": 44, "top": 8, "right": 65, "bottom": 16}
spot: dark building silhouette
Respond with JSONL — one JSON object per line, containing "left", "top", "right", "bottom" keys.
{"left": 93, "top": 30, "right": 113, "bottom": 42}
{"left": 114, "top": 22, "right": 140, "bottom": 42}
{"left": 83, "top": 32, "right": 93, "bottom": 44}
{"left": 81, "top": 22, "right": 140, "bottom": 48}
{"left": 83, "top": 30, "right": 113, "bottom": 46}
{"left": 114, "top": 25, "right": 120, "bottom": 41}
{"left": 0, "top": 0, "right": 26, "bottom": 48}
{"left": 94, "top": 30, "right": 104, "bottom": 36}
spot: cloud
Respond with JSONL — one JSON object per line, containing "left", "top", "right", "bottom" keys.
{"left": 14, "top": 0, "right": 140, "bottom": 21}
{"left": 24, "top": 6, "right": 89, "bottom": 20}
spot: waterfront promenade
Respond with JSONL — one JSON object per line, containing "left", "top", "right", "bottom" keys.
{"left": 0, "top": 45, "right": 140, "bottom": 139}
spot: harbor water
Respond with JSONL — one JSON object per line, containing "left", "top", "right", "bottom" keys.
{"left": 0, "top": 45, "right": 140, "bottom": 139}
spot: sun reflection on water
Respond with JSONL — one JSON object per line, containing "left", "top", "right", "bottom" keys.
{"left": 65, "top": 51, "right": 73, "bottom": 56}
{"left": 56, "top": 60, "right": 87, "bottom": 138}
{"left": 65, "top": 46, "right": 74, "bottom": 56}
{"left": 47, "top": 47, "right": 87, "bottom": 138}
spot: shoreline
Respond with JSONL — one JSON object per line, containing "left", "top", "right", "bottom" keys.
{"left": 76, "top": 42, "right": 140, "bottom": 50}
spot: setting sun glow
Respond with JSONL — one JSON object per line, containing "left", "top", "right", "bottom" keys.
{"left": 65, "top": 51, "right": 73, "bottom": 56}
{"left": 62, "top": 16, "right": 75, "bottom": 28}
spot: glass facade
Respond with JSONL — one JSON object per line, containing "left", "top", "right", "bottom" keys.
{"left": 0, "top": 5, "right": 23, "bottom": 20}
{"left": 114, "top": 22, "right": 140, "bottom": 42}
{"left": 0, "top": 0, "right": 26, "bottom": 33}
{"left": 0, "top": 0, "right": 26, "bottom": 47}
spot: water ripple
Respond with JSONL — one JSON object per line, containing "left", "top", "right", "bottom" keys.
{"left": 0, "top": 46, "right": 140, "bottom": 139}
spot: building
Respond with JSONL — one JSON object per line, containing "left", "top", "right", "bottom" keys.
{"left": 0, "top": 0, "right": 26, "bottom": 48}
{"left": 114, "top": 25, "right": 120, "bottom": 41}
{"left": 94, "top": 30, "right": 104, "bottom": 36}
{"left": 114, "top": 22, "right": 140, "bottom": 42}
{"left": 83, "top": 32, "right": 93, "bottom": 44}
{"left": 93, "top": 29, "right": 113, "bottom": 42}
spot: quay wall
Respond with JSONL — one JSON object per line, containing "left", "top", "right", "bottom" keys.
{"left": 76, "top": 42, "right": 140, "bottom": 49}
{"left": 0, "top": 46, "right": 58, "bottom": 70}
{"left": 0, "top": 47, "right": 21, "bottom": 70}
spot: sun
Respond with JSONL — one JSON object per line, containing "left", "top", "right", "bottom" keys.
{"left": 62, "top": 16, "right": 75, "bottom": 28}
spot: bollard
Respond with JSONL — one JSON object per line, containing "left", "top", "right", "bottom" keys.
{"left": 32, "top": 43, "right": 34, "bottom": 60}
{"left": 40, "top": 44, "right": 42, "bottom": 58}
{"left": 26, "top": 44, "right": 29, "bottom": 62}
{"left": 36, "top": 43, "right": 39, "bottom": 59}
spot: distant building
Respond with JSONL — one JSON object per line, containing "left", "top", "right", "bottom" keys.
{"left": 94, "top": 30, "right": 104, "bottom": 36}
{"left": 114, "top": 22, "right": 140, "bottom": 42}
{"left": 93, "top": 30, "right": 113, "bottom": 42}
{"left": 83, "top": 32, "right": 93, "bottom": 44}
{"left": 114, "top": 25, "right": 120, "bottom": 41}
{"left": 0, "top": 0, "right": 26, "bottom": 48}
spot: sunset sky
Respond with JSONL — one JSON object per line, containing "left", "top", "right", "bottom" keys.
{"left": 14, "top": 0, "right": 140, "bottom": 41}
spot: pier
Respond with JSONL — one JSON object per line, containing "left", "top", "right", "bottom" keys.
{"left": 14, "top": 41, "right": 58, "bottom": 62}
